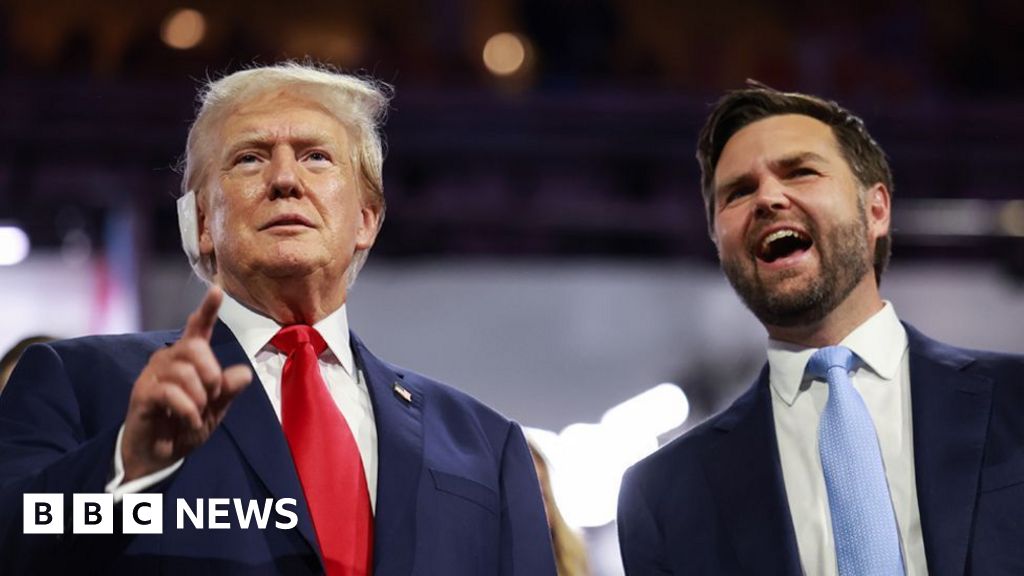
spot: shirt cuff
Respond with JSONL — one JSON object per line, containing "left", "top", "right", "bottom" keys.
{"left": 106, "top": 424, "right": 184, "bottom": 502}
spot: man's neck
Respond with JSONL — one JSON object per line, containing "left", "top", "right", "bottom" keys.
{"left": 765, "top": 277, "right": 885, "bottom": 348}
{"left": 218, "top": 274, "right": 346, "bottom": 326}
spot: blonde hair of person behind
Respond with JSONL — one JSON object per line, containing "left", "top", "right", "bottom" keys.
{"left": 529, "top": 441, "right": 590, "bottom": 576}
{"left": 180, "top": 61, "right": 393, "bottom": 284}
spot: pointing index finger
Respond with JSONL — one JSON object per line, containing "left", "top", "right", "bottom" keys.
{"left": 183, "top": 286, "right": 223, "bottom": 341}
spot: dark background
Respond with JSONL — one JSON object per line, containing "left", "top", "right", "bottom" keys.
{"left": 1, "top": 0, "right": 1022, "bottom": 278}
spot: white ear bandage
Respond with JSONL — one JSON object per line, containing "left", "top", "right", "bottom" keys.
{"left": 177, "top": 190, "right": 213, "bottom": 281}
{"left": 176, "top": 190, "right": 200, "bottom": 264}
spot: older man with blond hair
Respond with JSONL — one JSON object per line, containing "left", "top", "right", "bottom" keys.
{"left": 0, "top": 63, "right": 556, "bottom": 576}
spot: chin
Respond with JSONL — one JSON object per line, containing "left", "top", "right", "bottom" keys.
{"left": 757, "top": 290, "right": 831, "bottom": 327}
{"left": 257, "top": 256, "right": 324, "bottom": 279}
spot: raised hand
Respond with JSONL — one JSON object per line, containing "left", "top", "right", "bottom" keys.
{"left": 121, "top": 286, "right": 253, "bottom": 482}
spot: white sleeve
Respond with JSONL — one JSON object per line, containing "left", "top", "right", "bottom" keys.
{"left": 105, "top": 424, "right": 184, "bottom": 503}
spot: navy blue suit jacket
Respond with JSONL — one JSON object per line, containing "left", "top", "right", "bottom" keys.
{"left": 617, "top": 324, "right": 1024, "bottom": 575}
{"left": 0, "top": 322, "right": 556, "bottom": 575}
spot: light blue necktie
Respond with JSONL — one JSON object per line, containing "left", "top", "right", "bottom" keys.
{"left": 808, "top": 346, "right": 905, "bottom": 576}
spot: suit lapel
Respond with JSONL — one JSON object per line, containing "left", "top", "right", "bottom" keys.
{"left": 703, "top": 367, "right": 802, "bottom": 575}
{"left": 190, "top": 322, "right": 321, "bottom": 557}
{"left": 905, "top": 325, "right": 992, "bottom": 576}
{"left": 352, "top": 334, "right": 424, "bottom": 576}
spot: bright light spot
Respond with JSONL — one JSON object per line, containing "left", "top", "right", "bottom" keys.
{"left": 0, "top": 226, "right": 30, "bottom": 265}
{"left": 602, "top": 383, "right": 689, "bottom": 437}
{"left": 161, "top": 8, "right": 206, "bottom": 50}
{"left": 525, "top": 383, "right": 689, "bottom": 528}
{"left": 528, "top": 428, "right": 562, "bottom": 462}
{"left": 482, "top": 32, "right": 526, "bottom": 76}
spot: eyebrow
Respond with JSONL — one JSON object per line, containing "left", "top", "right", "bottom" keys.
{"left": 770, "top": 151, "right": 829, "bottom": 171}
{"left": 222, "top": 129, "right": 336, "bottom": 159}
{"left": 715, "top": 151, "right": 830, "bottom": 197}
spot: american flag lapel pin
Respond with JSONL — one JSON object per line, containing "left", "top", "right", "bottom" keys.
{"left": 393, "top": 382, "right": 413, "bottom": 404}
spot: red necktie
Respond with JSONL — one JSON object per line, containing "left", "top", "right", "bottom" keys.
{"left": 272, "top": 325, "right": 373, "bottom": 576}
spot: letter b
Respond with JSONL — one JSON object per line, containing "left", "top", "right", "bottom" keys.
{"left": 23, "top": 494, "right": 63, "bottom": 534}
{"left": 73, "top": 494, "right": 113, "bottom": 534}
{"left": 38, "top": 502, "right": 53, "bottom": 525}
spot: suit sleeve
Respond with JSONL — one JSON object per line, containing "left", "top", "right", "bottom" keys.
{"left": 618, "top": 464, "right": 674, "bottom": 575}
{"left": 0, "top": 343, "right": 133, "bottom": 574}
{"left": 497, "top": 422, "right": 558, "bottom": 576}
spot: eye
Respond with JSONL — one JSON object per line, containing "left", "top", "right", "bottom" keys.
{"left": 234, "top": 152, "right": 262, "bottom": 165}
{"left": 304, "top": 150, "right": 332, "bottom": 163}
{"left": 723, "top": 185, "right": 754, "bottom": 205}
{"left": 788, "top": 166, "right": 820, "bottom": 179}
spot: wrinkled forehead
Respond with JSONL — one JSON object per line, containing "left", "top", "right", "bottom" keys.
{"left": 714, "top": 114, "right": 842, "bottom": 186}
{"left": 222, "top": 92, "right": 347, "bottom": 140}
{"left": 222, "top": 87, "right": 345, "bottom": 130}
{"left": 204, "top": 82, "right": 354, "bottom": 137}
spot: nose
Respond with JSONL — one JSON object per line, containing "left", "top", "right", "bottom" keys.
{"left": 267, "top": 151, "right": 301, "bottom": 199}
{"left": 753, "top": 176, "right": 791, "bottom": 218}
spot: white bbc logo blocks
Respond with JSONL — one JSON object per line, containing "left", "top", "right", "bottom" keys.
{"left": 22, "top": 493, "right": 297, "bottom": 534}
{"left": 123, "top": 493, "right": 163, "bottom": 534}
{"left": 24, "top": 493, "right": 117, "bottom": 534}
{"left": 23, "top": 493, "right": 63, "bottom": 534}
{"left": 73, "top": 493, "right": 114, "bottom": 534}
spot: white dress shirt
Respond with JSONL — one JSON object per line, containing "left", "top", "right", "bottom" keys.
{"left": 109, "top": 293, "right": 378, "bottom": 511}
{"left": 768, "top": 302, "right": 927, "bottom": 575}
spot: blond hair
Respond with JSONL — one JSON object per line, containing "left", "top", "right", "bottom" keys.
{"left": 529, "top": 442, "right": 590, "bottom": 576}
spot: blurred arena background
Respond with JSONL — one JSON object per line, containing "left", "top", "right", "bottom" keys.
{"left": 1, "top": 1, "right": 1021, "bottom": 573}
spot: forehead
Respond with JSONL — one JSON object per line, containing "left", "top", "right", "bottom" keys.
{"left": 714, "top": 114, "right": 842, "bottom": 184}
{"left": 217, "top": 90, "right": 350, "bottom": 145}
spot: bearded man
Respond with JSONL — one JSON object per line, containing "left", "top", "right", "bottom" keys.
{"left": 617, "top": 85, "right": 1024, "bottom": 576}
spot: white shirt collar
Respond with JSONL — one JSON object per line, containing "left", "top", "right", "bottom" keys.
{"left": 217, "top": 292, "right": 356, "bottom": 377}
{"left": 768, "top": 301, "right": 907, "bottom": 406}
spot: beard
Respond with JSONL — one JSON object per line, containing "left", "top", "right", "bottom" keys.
{"left": 720, "top": 204, "right": 872, "bottom": 328}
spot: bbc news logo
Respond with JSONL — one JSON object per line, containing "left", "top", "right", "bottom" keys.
{"left": 23, "top": 494, "right": 298, "bottom": 534}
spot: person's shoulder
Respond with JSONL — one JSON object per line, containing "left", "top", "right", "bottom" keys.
{"left": 376, "top": 359, "right": 525, "bottom": 467}
{"left": 904, "top": 322, "right": 1024, "bottom": 372}
{"left": 8, "top": 330, "right": 181, "bottom": 392}
{"left": 626, "top": 378, "right": 763, "bottom": 484}
{"left": 960, "top": 345, "right": 1024, "bottom": 373}
{"left": 632, "top": 406, "right": 731, "bottom": 474}
{"left": 47, "top": 330, "right": 181, "bottom": 357}
{"left": 389, "top": 362, "right": 510, "bottom": 424}
{"left": 351, "top": 335, "right": 514, "bottom": 430}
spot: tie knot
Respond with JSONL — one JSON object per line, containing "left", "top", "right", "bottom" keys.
{"left": 806, "top": 345, "right": 856, "bottom": 380}
{"left": 271, "top": 325, "right": 328, "bottom": 356}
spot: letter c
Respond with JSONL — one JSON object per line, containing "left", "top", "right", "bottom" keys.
{"left": 133, "top": 502, "right": 152, "bottom": 526}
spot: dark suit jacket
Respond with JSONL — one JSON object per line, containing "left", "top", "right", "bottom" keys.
{"left": 617, "top": 324, "right": 1024, "bottom": 575}
{"left": 0, "top": 322, "right": 556, "bottom": 575}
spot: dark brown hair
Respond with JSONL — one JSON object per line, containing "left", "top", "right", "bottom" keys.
{"left": 696, "top": 82, "right": 893, "bottom": 281}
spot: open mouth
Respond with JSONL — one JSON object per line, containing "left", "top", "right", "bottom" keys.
{"left": 757, "top": 229, "right": 813, "bottom": 263}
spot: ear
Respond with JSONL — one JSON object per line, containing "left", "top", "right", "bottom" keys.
{"left": 865, "top": 182, "right": 890, "bottom": 242}
{"left": 354, "top": 203, "right": 382, "bottom": 251}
